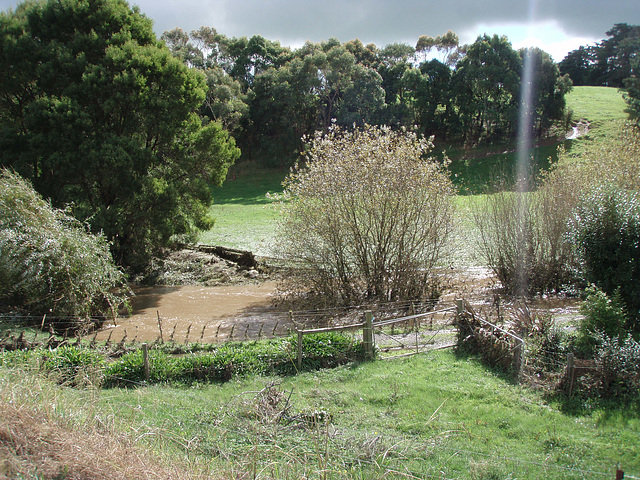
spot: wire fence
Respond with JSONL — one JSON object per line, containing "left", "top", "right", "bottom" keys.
{"left": 1, "top": 302, "right": 637, "bottom": 478}
{"left": 0, "top": 297, "right": 450, "bottom": 348}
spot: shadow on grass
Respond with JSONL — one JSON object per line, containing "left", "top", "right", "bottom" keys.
{"left": 212, "top": 168, "right": 288, "bottom": 205}
{"left": 455, "top": 345, "right": 640, "bottom": 421}
{"left": 544, "top": 388, "right": 640, "bottom": 419}
{"left": 447, "top": 141, "right": 568, "bottom": 195}
{"left": 452, "top": 348, "right": 521, "bottom": 385}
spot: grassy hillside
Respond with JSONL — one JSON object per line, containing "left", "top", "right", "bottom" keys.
{"left": 201, "top": 86, "right": 630, "bottom": 256}
{"left": 2, "top": 350, "right": 638, "bottom": 479}
{"left": 565, "top": 86, "right": 629, "bottom": 124}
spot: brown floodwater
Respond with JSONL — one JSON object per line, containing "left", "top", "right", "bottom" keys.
{"left": 92, "top": 281, "right": 291, "bottom": 343}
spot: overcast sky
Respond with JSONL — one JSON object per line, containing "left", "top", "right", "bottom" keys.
{"left": 1, "top": 0, "right": 639, "bottom": 62}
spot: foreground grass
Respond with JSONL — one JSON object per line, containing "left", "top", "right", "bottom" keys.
{"left": 2, "top": 350, "right": 638, "bottom": 479}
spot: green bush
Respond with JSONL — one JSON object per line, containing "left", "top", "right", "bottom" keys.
{"left": 41, "top": 345, "right": 106, "bottom": 386}
{"left": 105, "top": 333, "right": 366, "bottom": 387}
{"left": 575, "top": 286, "right": 628, "bottom": 355}
{"left": 0, "top": 169, "right": 130, "bottom": 323}
{"left": 570, "top": 187, "right": 640, "bottom": 330}
{"left": 597, "top": 333, "right": 640, "bottom": 398}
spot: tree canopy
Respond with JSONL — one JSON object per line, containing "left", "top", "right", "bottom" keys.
{"left": 559, "top": 23, "right": 640, "bottom": 88}
{"left": 164, "top": 28, "right": 572, "bottom": 167}
{"left": 0, "top": 0, "right": 240, "bottom": 270}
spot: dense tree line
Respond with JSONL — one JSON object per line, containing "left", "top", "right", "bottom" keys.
{"left": 559, "top": 24, "right": 639, "bottom": 88}
{"left": 163, "top": 28, "right": 572, "bottom": 166}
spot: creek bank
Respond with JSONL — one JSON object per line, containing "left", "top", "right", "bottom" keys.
{"left": 140, "top": 244, "right": 273, "bottom": 287}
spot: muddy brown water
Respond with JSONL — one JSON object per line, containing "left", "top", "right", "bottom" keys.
{"left": 93, "top": 281, "right": 291, "bottom": 343}
{"left": 91, "top": 271, "right": 583, "bottom": 344}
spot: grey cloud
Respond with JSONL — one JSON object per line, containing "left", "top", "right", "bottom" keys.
{"left": 0, "top": 0, "right": 638, "bottom": 52}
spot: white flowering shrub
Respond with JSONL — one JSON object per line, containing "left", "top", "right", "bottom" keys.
{"left": 273, "top": 125, "right": 455, "bottom": 305}
{"left": 0, "top": 169, "right": 129, "bottom": 323}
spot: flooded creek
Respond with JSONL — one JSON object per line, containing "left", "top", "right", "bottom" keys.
{"left": 93, "top": 281, "right": 291, "bottom": 343}
{"left": 91, "top": 271, "right": 583, "bottom": 345}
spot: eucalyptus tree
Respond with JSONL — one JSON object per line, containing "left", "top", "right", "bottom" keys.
{"left": 401, "top": 59, "right": 454, "bottom": 137}
{"left": 452, "top": 34, "right": 522, "bottom": 142}
{"left": 0, "top": 0, "right": 240, "bottom": 270}
{"left": 519, "top": 47, "right": 573, "bottom": 135}
{"left": 246, "top": 55, "right": 321, "bottom": 164}
{"left": 415, "top": 30, "right": 462, "bottom": 67}
{"left": 375, "top": 42, "right": 415, "bottom": 125}
{"left": 162, "top": 27, "right": 249, "bottom": 133}
{"left": 335, "top": 64, "right": 385, "bottom": 127}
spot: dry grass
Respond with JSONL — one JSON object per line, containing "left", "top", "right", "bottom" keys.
{"left": 0, "top": 400, "right": 197, "bottom": 480}
{"left": 0, "top": 367, "right": 211, "bottom": 480}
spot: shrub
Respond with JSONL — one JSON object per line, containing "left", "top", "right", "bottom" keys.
{"left": 570, "top": 187, "right": 640, "bottom": 330}
{"left": 472, "top": 186, "right": 578, "bottom": 296}
{"left": 41, "top": 345, "right": 106, "bottom": 386}
{"left": 575, "top": 286, "right": 628, "bottom": 355}
{"left": 0, "top": 169, "right": 130, "bottom": 324}
{"left": 474, "top": 124, "right": 640, "bottom": 298}
{"left": 597, "top": 333, "right": 640, "bottom": 399}
{"left": 274, "top": 124, "right": 455, "bottom": 305}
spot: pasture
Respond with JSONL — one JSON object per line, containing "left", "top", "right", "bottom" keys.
{"left": 1, "top": 86, "right": 638, "bottom": 480}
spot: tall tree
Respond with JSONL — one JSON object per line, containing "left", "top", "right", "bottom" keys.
{"left": 245, "top": 55, "right": 320, "bottom": 164}
{"left": 401, "top": 59, "right": 453, "bottom": 137}
{"left": 452, "top": 34, "right": 522, "bottom": 142}
{"left": 416, "top": 30, "right": 462, "bottom": 67}
{"left": 162, "top": 27, "right": 249, "bottom": 133}
{"left": 0, "top": 0, "right": 240, "bottom": 270}
{"left": 560, "top": 24, "right": 640, "bottom": 88}
{"left": 592, "top": 23, "right": 640, "bottom": 87}
{"left": 520, "top": 47, "right": 573, "bottom": 135}
{"left": 623, "top": 60, "right": 640, "bottom": 124}
{"left": 558, "top": 45, "right": 596, "bottom": 86}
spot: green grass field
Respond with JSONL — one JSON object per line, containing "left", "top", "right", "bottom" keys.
{"left": 3, "top": 349, "right": 638, "bottom": 479}
{"left": 565, "top": 86, "right": 629, "bottom": 125}
{"left": 199, "top": 167, "right": 287, "bottom": 256}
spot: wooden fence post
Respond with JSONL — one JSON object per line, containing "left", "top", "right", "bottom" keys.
{"left": 297, "top": 330, "right": 303, "bottom": 370}
{"left": 156, "top": 311, "right": 163, "bottom": 343}
{"left": 616, "top": 469, "right": 624, "bottom": 480}
{"left": 363, "top": 311, "right": 374, "bottom": 359}
{"left": 142, "top": 343, "right": 150, "bottom": 382}
{"left": 566, "top": 353, "right": 575, "bottom": 398}
{"left": 513, "top": 339, "right": 524, "bottom": 380}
